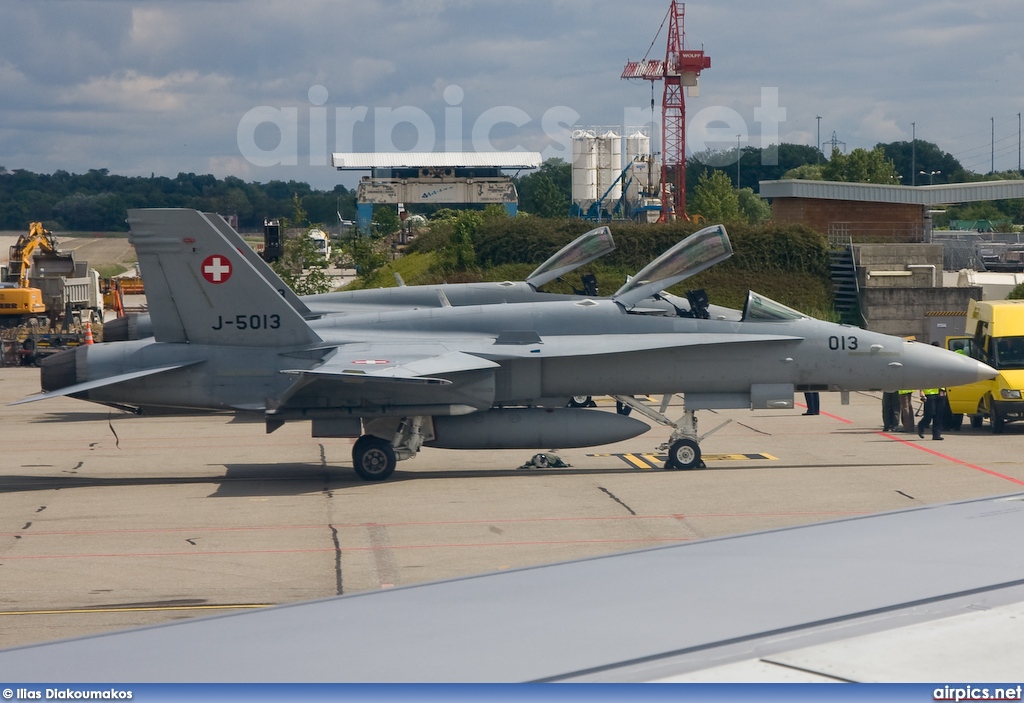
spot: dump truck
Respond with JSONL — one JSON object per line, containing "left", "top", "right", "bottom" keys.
{"left": 1, "top": 222, "right": 103, "bottom": 327}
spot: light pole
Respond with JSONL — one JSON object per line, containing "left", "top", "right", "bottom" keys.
{"left": 919, "top": 169, "right": 941, "bottom": 185}
{"left": 816, "top": 116, "right": 822, "bottom": 163}
{"left": 736, "top": 134, "right": 741, "bottom": 187}
{"left": 911, "top": 122, "right": 916, "bottom": 186}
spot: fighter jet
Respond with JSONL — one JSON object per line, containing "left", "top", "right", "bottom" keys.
{"left": 103, "top": 219, "right": 619, "bottom": 341}
{"left": 14, "top": 209, "right": 996, "bottom": 481}
{"left": 104, "top": 216, "right": 740, "bottom": 341}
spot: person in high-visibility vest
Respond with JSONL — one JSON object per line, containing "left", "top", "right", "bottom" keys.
{"left": 918, "top": 388, "right": 945, "bottom": 440}
{"left": 898, "top": 389, "right": 915, "bottom": 433}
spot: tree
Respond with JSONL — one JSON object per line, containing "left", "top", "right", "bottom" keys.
{"left": 339, "top": 232, "right": 389, "bottom": 280}
{"left": 516, "top": 159, "right": 571, "bottom": 217}
{"left": 783, "top": 163, "right": 826, "bottom": 180}
{"left": 482, "top": 203, "right": 509, "bottom": 221}
{"left": 372, "top": 205, "right": 400, "bottom": 237}
{"left": 877, "top": 140, "right": 967, "bottom": 185}
{"left": 270, "top": 225, "right": 333, "bottom": 295}
{"left": 530, "top": 174, "right": 568, "bottom": 217}
{"left": 822, "top": 147, "right": 900, "bottom": 184}
{"left": 435, "top": 210, "right": 480, "bottom": 273}
{"left": 689, "top": 170, "right": 741, "bottom": 223}
{"left": 688, "top": 143, "right": 823, "bottom": 194}
{"left": 736, "top": 187, "right": 772, "bottom": 224}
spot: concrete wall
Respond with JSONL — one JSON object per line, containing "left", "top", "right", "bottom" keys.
{"left": 772, "top": 198, "right": 924, "bottom": 240}
{"left": 860, "top": 287, "right": 982, "bottom": 341}
{"left": 855, "top": 244, "right": 944, "bottom": 289}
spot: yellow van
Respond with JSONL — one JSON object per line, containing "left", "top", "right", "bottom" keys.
{"left": 945, "top": 299, "right": 1024, "bottom": 432}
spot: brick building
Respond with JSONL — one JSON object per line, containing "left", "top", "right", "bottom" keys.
{"left": 759, "top": 179, "right": 1024, "bottom": 243}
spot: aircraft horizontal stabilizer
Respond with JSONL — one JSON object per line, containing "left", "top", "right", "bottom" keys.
{"left": 9, "top": 361, "right": 204, "bottom": 406}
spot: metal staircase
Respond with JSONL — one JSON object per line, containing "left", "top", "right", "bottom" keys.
{"left": 829, "top": 245, "right": 861, "bottom": 325}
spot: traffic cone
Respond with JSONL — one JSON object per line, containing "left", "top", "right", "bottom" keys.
{"left": 83, "top": 321, "right": 94, "bottom": 345}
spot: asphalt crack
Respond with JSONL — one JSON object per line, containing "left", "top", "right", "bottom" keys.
{"left": 598, "top": 486, "right": 636, "bottom": 515}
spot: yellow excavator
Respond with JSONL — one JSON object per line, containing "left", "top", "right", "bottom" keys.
{"left": 0, "top": 222, "right": 76, "bottom": 326}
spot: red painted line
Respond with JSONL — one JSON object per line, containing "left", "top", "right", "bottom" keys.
{"left": 796, "top": 402, "right": 853, "bottom": 424}
{"left": 879, "top": 431, "right": 1024, "bottom": 486}
{"left": 806, "top": 405, "right": 1024, "bottom": 487}
{"left": 0, "top": 537, "right": 694, "bottom": 561}
{"left": 820, "top": 410, "right": 853, "bottom": 424}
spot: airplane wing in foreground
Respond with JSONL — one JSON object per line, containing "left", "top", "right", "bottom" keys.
{"left": 1, "top": 493, "right": 1021, "bottom": 681}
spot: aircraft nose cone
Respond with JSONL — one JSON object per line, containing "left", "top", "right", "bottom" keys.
{"left": 901, "top": 342, "right": 996, "bottom": 389}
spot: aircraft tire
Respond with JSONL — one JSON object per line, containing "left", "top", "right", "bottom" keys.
{"left": 970, "top": 414, "right": 984, "bottom": 429}
{"left": 665, "top": 438, "right": 702, "bottom": 470}
{"left": 567, "top": 395, "right": 592, "bottom": 408}
{"left": 352, "top": 436, "right": 397, "bottom": 481}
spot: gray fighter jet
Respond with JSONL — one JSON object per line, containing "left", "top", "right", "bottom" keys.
{"left": 15, "top": 209, "right": 996, "bottom": 481}
{"left": 104, "top": 216, "right": 740, "bottom": 341}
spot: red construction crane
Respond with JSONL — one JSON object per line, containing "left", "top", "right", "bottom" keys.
{"left": 622, "top": 1, "right": 710, "bottom": 222}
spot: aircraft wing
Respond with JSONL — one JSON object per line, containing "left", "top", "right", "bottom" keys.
{"left": 3, "top": 493, "right": 1022, "bottom": 681}
{"left": 282, "top": 350, "right": 500, "bottom": 386}
{"left": 8, "top": 361, "right": 204, "bottom": 405}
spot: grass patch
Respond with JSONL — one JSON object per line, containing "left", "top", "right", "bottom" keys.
{"left": 93, "top": 263, "right": 130, "bottom": 279}
{"left": 342, "top": 251, "right": 439, "bottom": 290}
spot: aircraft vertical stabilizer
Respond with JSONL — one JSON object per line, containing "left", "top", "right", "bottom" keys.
{"left": 203, "top": 213, "right": 313, "bottom": 318}
{"left": 127, "top": 209, "right": 321, "bottom": 347}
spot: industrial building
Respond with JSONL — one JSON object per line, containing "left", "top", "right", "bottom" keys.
{"left": 759, "top": 179, "right": 1024, "bottom": 341}
{"left": 332, "top": 151, "right": 542, "bottom": 233}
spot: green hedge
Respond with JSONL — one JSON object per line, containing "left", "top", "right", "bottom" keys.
{"left": 377, "top": 218, "right": 833, "bottom": 314}
{"left": 467, "top": 219, "right": 830, "bottom": 278}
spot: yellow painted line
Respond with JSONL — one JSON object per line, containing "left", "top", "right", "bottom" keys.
{"left": 587, "top": 452, "right": 778, "bottom": 468}
{"left": 706, "top": 453, "right": 778, "bottom": 462}
{"left": 621, "top": 453, "right": 654, "bottom": 469}
{"left": 0, "top": 603, "right": 273, "bottom": 617}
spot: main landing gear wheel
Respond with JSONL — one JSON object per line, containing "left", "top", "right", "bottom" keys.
{"left": 352, "top": 436, "right": 397, "bottom": 481}
{"left": 665, "top": 438, "right": 703, "bottom": 470}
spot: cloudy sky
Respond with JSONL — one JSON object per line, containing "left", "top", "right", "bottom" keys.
{"left": 2, "top": 0, "right": 1022, "bottom": 191}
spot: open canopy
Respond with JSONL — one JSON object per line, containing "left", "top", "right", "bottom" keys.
{"left": 525, "top": 226, "right": 615, "bottom": 289}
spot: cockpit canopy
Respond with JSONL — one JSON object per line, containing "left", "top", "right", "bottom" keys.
{"left": 741, "top": 291, "right": 809, "bottom": 322}
{"left": 613, "top": 225, "right": 732, "bottom": 308}
{"left": 526, "top": 225, "right": 615, "bottom": 289}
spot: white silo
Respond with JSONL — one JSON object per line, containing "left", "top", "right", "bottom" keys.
{"left": 624, "top": 130, "right": 651, "bottom": 205}
{"left": 571, "top": 129, "right": 598, "bottom": 212}
{"left": 597, "top": 130, "right": 622, "bottom": 206}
